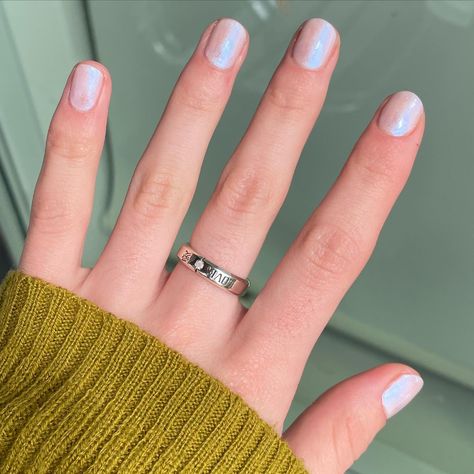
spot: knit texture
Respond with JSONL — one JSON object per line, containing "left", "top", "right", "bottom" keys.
{"left": 0, "top": 270, "right": 307, "bottom": 473}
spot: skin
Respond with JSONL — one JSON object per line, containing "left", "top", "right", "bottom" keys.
{"left": 18, "top": 18, "right": 425, "bottom": 473}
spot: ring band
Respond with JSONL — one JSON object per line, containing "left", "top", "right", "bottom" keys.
{"left": 177, "top": 243, "right": 250, "bottom": 296}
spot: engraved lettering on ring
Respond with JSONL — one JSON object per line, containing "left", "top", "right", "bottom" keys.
{"left": 208, "top": 268, "right": 236, "bottom": 288}
{"left": 176, "top": 243, "right": 249, "bottom": 296}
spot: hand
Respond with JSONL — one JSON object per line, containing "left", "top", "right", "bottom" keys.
{"left": 19, "top": 17, "right": 425, "bottom": 473}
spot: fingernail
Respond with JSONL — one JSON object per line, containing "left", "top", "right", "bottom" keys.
{"left": 382, "top": 374, "right": 424, "bottom": 418}
{"left": 204, "top": 18, "right": 247, "bottom": 70}
{"left": 377, "top": 91, "right": 423, "bottom": 137}
{"left": 69, "top": 63, "right": 103, "bottom": 112}
{"left": 292, "top": 18, "right": 337, "bottom": 70}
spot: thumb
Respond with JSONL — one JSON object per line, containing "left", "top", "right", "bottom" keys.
{"left": 283, "top": 363, "right": 424, "bottom": 473}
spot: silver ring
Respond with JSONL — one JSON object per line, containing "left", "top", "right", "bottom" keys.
{"left": 177, "top": 243, "right": 250, "bottom": 296}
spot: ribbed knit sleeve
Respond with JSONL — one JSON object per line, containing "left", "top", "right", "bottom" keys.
{"left": 0, "top": 270, "right": 307, "bottom": 473}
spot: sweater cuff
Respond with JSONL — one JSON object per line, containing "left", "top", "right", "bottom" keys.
{"left": 0, "top": 270, "right": 307, "bottom": 473}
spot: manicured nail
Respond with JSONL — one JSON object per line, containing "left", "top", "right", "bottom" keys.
{"left": 378, "top": 91, "right": 423, "bottom": 137}
{"left": 204, "top": 18, "right": 247, "bottom": 70}
{"left": 292, "top": 18, "right": 337, "bottom": 70}
{"left": 69, "top": 63, "right": 103, "bottom": 112}
{"left": 382, "top": 374, "right": 424, "bottom": 418}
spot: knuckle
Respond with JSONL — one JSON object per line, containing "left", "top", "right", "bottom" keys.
{"left": 266, "top": 80, "right": 309, "bottom": 116}
{"left": 132, "top": 172, "right": 185, "bottom": 221}
{"left": 176, "top": 73, "right": 224, "bottom": 114}
{"left": 342, "top": 415, "right": 363, "bottom": 464}
{"left": 331, "top": 414, "right": 365, "bottom": 471}
{"left": 269, "top": 295, "right": 316, "bottom": 338}
{"left": 30, "top": 193, "right": 77, "bottom": 234}
{"left": 213, "top": 166, "right": 274, "bottom": 219}
{"left": 45, "top": 125, "right": 92, "bottom": 165}
{"left": 350, "top": 145, "right": 399, "bottom": 186}
{"left": 298, "top": 222, "right": 361, "bottom": 286}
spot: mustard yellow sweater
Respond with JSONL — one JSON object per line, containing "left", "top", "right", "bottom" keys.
{"left": 0, "top": 270, "right": 307, "bottom": 473}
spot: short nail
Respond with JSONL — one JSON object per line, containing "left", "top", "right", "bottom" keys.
{"left": 382, "top": 374, "right": 424, "bottom": 418}
{"left": 69, "top": 63, "right": 103, "bottom": 112}
{"left": 292, "top": 18, "right": 337, "bottom": 70}
{"left": 204, "top": 18, "right": 247, "bottom": 70}
{"left": 377, "top": 91, "right": 423, "bottom": 137}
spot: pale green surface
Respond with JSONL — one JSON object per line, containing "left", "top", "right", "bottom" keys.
{"left": 0, "top": 1, "right": 473, "bottom": 472}
{"left": 287, "top": 329, "right": 474, "bottom": 473}
{"left": 0, "top": 0, "right": 112, "bottom": 264}
{"left": 86, "top": 0, "right": 474, "bottom": 388}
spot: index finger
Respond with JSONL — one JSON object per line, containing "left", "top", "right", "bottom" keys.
{"left": 226, "top": 91, "right": 425, "bottom": 425}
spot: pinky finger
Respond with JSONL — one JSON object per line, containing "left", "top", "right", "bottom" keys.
{"left": 19, "top": 61, "right": 111, "bottom": 287}
{"left": 283, "top": 364, "right": 423, "bottom": 474}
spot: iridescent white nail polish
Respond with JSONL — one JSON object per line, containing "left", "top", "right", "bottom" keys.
{"left": 378, "top": 91, "right": 423, "bottom": 137}
{"left": 204, "top": 18, "right": 246, "bottom": 70}
{"left": 292, "top": 18, "right": 337, "bottom": 70}
{"left": 69, "top": 63, "right": 103, "bottom": 112}
{"left": 382, "top": 374, "right": 424, "bottom": 418}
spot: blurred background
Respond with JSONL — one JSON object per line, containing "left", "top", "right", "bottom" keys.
{"left": 0, "top": 1, "right": 473, "bottom": 472}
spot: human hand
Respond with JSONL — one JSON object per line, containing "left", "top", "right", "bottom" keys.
{"left": 19, "top": 17, "right": 425, "bottom": 473}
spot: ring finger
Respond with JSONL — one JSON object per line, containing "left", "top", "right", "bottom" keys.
{"left": 86, "top": 18, "right": 249, "bottom": 313}
{"left": 159, "top": 19, "right": 340, "bottom": 342}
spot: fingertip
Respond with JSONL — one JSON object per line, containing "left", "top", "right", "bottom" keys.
{"left": 376, "top": 90, "right": 424, "bottom": 138}
{"left": 75, "top": 60, "right": 112, "bottom": 95}
{"left": 349, "top": 362, "right": 424, "bottom": 419}
{"left": 381, "top": 365, "right": 424, "bottom": 419}
{"left": 65, "top": 60, "right": 111, "bottom": 113}
{"left": 198, "top": 17, "right": 249, "bottom": 71}
{"left": 290, "top": 17, "right": 340, "bottom": 71}
{"left": 76, "top": 59, "right": 111, "bottom": 81}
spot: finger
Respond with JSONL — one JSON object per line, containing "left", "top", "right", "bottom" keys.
{"left": 284, "top": 364, "right": 424, "bottom": 473}
{"left": 87, "top": 18, "right": 249, "bottom": 310}
{"left": 189, "top": 18, "right": 339, "bottom": 276}
{"left": 19, "top": 61, "right": 110, "bottom": 287}
{"left": 159, "top": 19, "right": 340, "bottom": 344}
{"left": 230, "top": 91, "right": 425, "bottom": 420}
